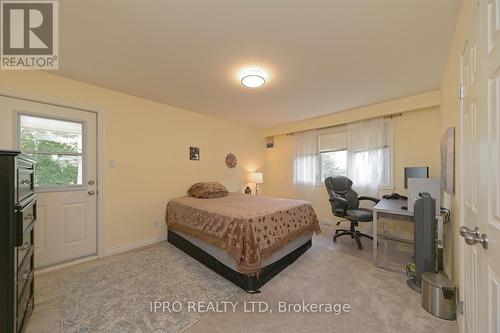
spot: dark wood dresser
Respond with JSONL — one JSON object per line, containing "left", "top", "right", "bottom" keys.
{"left": 0, "top": 150, "right": 36, "bottom": 333}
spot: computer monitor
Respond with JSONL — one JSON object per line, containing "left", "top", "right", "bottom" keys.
{"left": 404, "top": 167, "right": 429, "bottom": 189}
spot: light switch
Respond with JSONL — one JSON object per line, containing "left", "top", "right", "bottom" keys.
{"left": 108, "top": 160, "right": 117, "bottom": 168}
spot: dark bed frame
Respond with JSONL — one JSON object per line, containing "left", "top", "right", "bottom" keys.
{"left": 167, "top": 231, "right": 312, "bottom": 293}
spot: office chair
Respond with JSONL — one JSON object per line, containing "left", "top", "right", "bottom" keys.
{"left": 325, "top": 176, "right": 380, "bottom": 249}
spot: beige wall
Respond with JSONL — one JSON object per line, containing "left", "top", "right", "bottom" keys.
{"left": 265, "top": 106, "right": 442, "bottom": 238}
{"left": 0, "top": 71, "right": 266, "bottom": 251}
{"left": 389, "top": 107, "right": 442, "bottom": 237}
{"left": 393, "top": 107, "right": 441, "bottom": 195}
{"left": 439, "top": 0, "right": 471, "bottom": 284}
{"left": 263, "top": 91, "right": 441, "bottom": 137}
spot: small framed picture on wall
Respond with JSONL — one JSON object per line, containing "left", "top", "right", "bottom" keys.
{"left": 189, "top": 146, "right": 200, "bottom": 160}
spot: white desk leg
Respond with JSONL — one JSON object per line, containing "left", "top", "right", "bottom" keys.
{"left": 373, "top": 210, "right": 378, "bottom": 266}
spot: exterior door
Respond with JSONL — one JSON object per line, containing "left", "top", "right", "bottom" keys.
{"left": 0, "top": 96, "right": 98, "bottom": 268}
{"left": 459, "top": 1, "right": 500, "bottom": 332}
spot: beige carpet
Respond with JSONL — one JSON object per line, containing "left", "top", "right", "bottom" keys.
{"left": 27, "top": 227, "right": 457, "bottom": 333}
{"left": 188, "top": 244, "right": 457, "bottom": 333}
{"left": 60, "top": 244, "right": 238, "bottom": 332}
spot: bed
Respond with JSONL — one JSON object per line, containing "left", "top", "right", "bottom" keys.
{"left": 166, "top": 192, "right": 321, "bottom": 293}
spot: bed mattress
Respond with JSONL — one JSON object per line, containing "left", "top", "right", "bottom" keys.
{"left": 167, "top": 230, "right": 312, "bottom": 293}
{"left": 173, "top": 229, "right": 313, "bottom": 272}
{"left": 166, "top": 193, "right": 320, "bottom": 275}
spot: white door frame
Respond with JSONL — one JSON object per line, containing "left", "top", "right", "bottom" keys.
{"left": 0, "top": 87, "right": 106, "bottom": 259}
{"left": 458, "top": 40, "right": 467, "bottom": 333}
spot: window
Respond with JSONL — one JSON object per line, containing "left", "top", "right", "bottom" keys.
{"left": 319, "top": 127, "right": 348, "bottom": 181}
{"left": 320, "top": 150, "right": 347, "bottom": 179}
{"left": 19, "top": 114, "right": 84, "bottom": 187}
{"left": 318, "top": 120, "right": 393, "bottom": 188}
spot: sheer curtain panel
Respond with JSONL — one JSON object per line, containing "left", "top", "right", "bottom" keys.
{"left": 293, "top": 130, "right": 319, "bottom": 203}
{"left": 347, "top": 117, "right": 385, "bottom": 197}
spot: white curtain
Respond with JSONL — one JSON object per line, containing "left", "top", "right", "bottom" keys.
{"left": 347, "top": 117, "right": 385, "bottom": 197}
{"left": 293, "top": 130, "right": 318, "bottom": 203}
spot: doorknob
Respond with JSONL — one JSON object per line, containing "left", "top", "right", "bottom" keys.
{"left": 459, "top": 226, "right": 488, "bottom": 249}
{"left": 88, "top": 180, "right": 95, "bottom": 185}
{"left": 88, "top": 190, "right": 96, "bottom": 196}
{"left": 459, "top": 226, "right": 480, "bottom": 238}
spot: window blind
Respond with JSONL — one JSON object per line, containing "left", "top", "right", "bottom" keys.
{"left": 319, "top": 130, "right": 347, "bottom": 152}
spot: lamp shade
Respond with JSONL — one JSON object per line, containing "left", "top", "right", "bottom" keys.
{"left": 246, "top": 172, "right": 263, "bottom": 184}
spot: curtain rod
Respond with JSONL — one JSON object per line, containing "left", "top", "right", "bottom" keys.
{"left": 284, "top": 112, "right": 402, "bottom": 136}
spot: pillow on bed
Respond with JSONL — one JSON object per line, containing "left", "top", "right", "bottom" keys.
{"left": 188, "top": 182, "right": 229, "bottom": 199}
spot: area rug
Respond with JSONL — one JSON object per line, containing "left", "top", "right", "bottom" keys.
{"left": 60, "top": 242, "right": 238, "bottom": 333}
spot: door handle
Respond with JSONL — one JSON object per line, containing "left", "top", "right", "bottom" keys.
{"left": 459, "top": 226, "right": 488, "bottom": 249}
{"left": 88, "top": 190, "right": 96, "bottom": 196}
{"left": 459, "top": 226, "right": 480, "bottom": 238}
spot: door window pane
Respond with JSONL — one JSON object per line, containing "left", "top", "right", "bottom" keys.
{"left": 20, "top": 115, "right": 84, "bottom": 187}
{"left": 30, "top": 154, "right": 83, "bottom": 186}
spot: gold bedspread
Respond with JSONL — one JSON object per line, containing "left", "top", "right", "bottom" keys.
{"left": 166, "top": 193, "right": 321, "bottom": 275}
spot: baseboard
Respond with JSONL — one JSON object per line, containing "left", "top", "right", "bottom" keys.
{"left": 104, "top": 233, "right": 168, "bottom": 257}
{"left": 35, "top": 255, "right": 98, "bottom": 275}
{"left": 34, "top": 234, "right": 168, "bottom": 275}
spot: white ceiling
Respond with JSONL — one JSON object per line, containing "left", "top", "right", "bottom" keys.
{"left": 57, "top": 0, "right": 461, "bottom": 129}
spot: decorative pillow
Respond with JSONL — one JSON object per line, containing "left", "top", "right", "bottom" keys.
{"left": 187, "top": 182, "right": 229, "bottom": 199}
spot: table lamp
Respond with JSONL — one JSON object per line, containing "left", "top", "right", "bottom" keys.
{"left": 246, "top": 172, "right": 263, "bottom": 195}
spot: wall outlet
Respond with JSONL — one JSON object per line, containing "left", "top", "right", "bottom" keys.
{"left": 153, "top": 221, "right": 160, "bottom": 228}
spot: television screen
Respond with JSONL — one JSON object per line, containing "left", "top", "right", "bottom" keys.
{"left": 404, "top": 167, "right": 429, "bottom": 189}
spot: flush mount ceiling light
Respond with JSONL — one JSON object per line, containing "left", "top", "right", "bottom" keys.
{"left": 240, "top": 69, "right": 267, "bottom": 88}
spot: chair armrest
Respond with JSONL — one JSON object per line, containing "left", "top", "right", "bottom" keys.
{"left": 329, "top": 197, "right": 348, "bottom": 214}
{"left": 329, "top": 197, "right": 348, "bottom": 205}
{"left": 358, "top": 196, "right": 380, "bottom": 204}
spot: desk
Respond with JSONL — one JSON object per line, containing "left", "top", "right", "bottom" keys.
{"left": 372, "top": 198, "right": 443, "bottom": 268}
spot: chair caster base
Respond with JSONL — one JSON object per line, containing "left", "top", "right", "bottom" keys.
{"left": 332, "top": 228, "right": 373, "bottom": 251}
